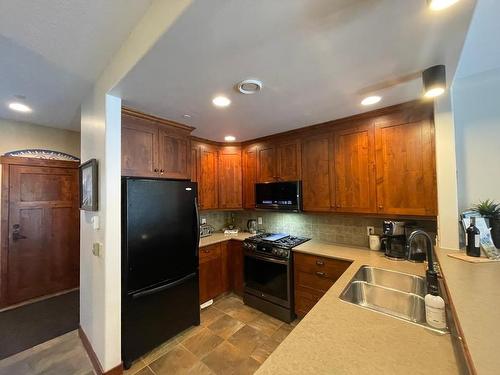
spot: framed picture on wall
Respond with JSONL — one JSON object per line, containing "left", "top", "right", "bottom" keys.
{"left": 79, "top": 159, "right": 98, "bottom": 211}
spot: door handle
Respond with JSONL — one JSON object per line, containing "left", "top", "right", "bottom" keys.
{"left": 12, "top": 224, "right": 27, "bottom": 241}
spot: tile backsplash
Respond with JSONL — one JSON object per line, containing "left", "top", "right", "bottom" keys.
{"left": 230, "top": 211, "right": 437, "bottom": 248}
{"left": 199, "top": 211, "right": 230, "bottom": 231}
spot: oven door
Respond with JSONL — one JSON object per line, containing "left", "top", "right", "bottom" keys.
{"left": 244, "top": 252, "right": 291, "bottom": 308}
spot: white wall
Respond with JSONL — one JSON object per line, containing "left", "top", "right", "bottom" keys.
{"left": 434, "top": 93, "right": 460, "bottom": 250}
{"left": 79, "top": 0, "right": 193, "bottom": 371}
{"left": 453, "top": 67, "right": 500, "bottom": 211}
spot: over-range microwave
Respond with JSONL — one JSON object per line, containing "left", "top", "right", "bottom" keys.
{"left": 255, "top": 181, "right": 302, "bottom": 212}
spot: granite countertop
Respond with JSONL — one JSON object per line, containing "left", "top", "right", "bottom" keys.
{"left": 435, "top": 248, "right": 500, "bottom": 375}
{"left": 199, "top": 232, "right": 253, "bottom": 247}
{"left": 256, "top": 240, "right": 460, "bottom": 375}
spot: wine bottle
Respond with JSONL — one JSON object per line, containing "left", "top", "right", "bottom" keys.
{"left": 466, "top": 217, "right": 481, "bottom": 257}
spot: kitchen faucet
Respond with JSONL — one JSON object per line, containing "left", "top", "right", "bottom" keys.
{"left": 407, "top": 230, "right": 439, "bottom": 295}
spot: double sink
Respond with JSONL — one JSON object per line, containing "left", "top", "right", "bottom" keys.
{"left": 340, "top": 266, "right": 448, "bottom": 334}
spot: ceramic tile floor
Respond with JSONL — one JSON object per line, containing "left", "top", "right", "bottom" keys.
{"left": 0, "top": 294, "right": 298, "bottom": 375}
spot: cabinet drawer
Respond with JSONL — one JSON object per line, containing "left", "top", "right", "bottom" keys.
{"left": 199, "top": 243, "right": 221, "bottom": 263}
{"left": 294, "top": 286, "right": 324, "bottom": 318}
{"left": 295, "top": 268, "right": 336, "bottom": 293}
{"left": 294, "top": 253, "right": 351, "bottom": 282}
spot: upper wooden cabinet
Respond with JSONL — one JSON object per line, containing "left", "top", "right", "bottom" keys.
{"left": 301, "top": 134, "right": 333, "bottom": 211}
{"left": 121, "top": 109, "right": 193, "bottom": 179}
{"left": 254, "top": 138, "right": 301, "bottom": 183}
{"left": 196, "top": 142, "right": 219, "bottom": 210}
{"left": 242, "top": 145, "right": 257, "bottom": 209}
{"left": 219, "top": 146, "right": 242, "bottom": 209}
{"left": 333, "top": 123, "right": 377, "bottom": 213}
{"left": 374, "top": 118, "right": 437, "bottom": 216}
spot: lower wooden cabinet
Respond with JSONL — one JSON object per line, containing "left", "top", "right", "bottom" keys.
{"left": 294, "top": 252, "right": 351, "bottom": 317}
{"left": 199, "top": 240, "right": 245, "bottom": 304}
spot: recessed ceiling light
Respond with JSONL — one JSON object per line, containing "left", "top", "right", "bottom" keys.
{"left": 224, "top": 135, "right": 236, "bottom": 142}
{"left": 183, "top": 114, "right": 192, "bottom": 119}
{"left": 427, "top": 0, "right": 459, "bottom": 11}
{"left": 361, "top": 96, "right": 382, "bottom": 106}
{"left": 8, "top": 102, "right": 32, "bottom": 113}
{"left": 212, "top": 96, "right": 231, "bottom": 108}
{"left": 422, "top": 65, "right": 446, "bottom": 98}
{"left": 237, "top": 79, "right": 262, "bottom": 94}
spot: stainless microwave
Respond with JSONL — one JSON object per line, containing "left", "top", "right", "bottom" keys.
{"left": 255, "top": 181, "right": 302, "bottom": 212}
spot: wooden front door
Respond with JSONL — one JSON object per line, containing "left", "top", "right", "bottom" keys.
{"left": 1, "top": 158, "right": 80, "bottom": 307}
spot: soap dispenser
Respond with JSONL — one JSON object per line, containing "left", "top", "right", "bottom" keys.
{"left": 424, "top": 270, "right": 446, "bottom": 329}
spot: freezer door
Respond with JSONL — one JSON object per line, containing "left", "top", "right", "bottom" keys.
{"left": 123, "top": 178, "right": 198, "bottom": 293}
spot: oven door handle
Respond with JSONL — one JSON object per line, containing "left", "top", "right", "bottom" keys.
{"left": 244, "top": 252, "right": 288, "bottom": 265}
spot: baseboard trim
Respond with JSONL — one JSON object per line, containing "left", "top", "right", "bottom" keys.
{"left": 78, "top": 326, "right": 123, "bottom": 375}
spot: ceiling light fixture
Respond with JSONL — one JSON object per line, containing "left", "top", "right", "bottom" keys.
{"left": 237, "top": 79, "right": 262, "bottom": 94}
{"left": 8, "top": 101, "right": 32, "bottom": 113}
{"left": 224, "top": 135, "right": 236, "bottom": 142}
{"left": 422, "top": 65, "right": 446, "bottom": 98}
{"left": 183, "top": 114, "right": 192, "bottom": 119}
{"left": 212, "top": 96, "right": 231, "bottom": 108}
{"left": 427, "top": 0, "right": 460, "bottom": 11}
{"left": 361, "top": 96, "right": 382, "bottom": 106}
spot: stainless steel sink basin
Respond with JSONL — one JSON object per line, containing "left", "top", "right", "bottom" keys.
{"left": 340, "top": 266, "right": 448, "bottom": 334}
{"left": 349, "top": 266, "right": 426, "bottom": 297}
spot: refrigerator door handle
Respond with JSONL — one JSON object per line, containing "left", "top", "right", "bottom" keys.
{"left": 194, "top": 197, "right": 200, "bottom": 257}
{"left": 131, "top": 273, "right": 196, "bottom": 300}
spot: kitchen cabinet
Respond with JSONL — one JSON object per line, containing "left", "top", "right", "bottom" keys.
{"left": 199, "top": 243, "right": 223, "bottom": 304}
{"left": 294, "top": 252, "right": 351, "bottom": 317}
{"left": 301, "top": 133, "right": 333, "bottom": 211}
{"left": 199, "top": 240, "right": 245, "bottom": 303}
{"left": 333, "top": 123, "right": 376, "bottom": 213}
{"left": 196, "top": 142, "right": 219, "bottom": 210}
{"left": 218, "top": 146, "right": 242, "bottom": 209}
{"left": 121, "top": 109, "right": 193, "bottom": 179}
{"left": 242, "top": 145, "right": 257, "bottom": 209}
{"left": 374, "top": 118, "right": 437, "bottom": 216}
{"left": 254, "top": 138, "right": 301, "bottom": 183}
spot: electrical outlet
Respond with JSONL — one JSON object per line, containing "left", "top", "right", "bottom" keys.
{"left": 367, "top": 226, "right": 375, "bottom": 236}
{"left": 257, "top": 217, "right": 263, "bottom": 225}
{"left": 92, "top": 242, "right": 102, "bottom": 257}
{"left": 201, "top": 218, "right": 207, "bottom": 224}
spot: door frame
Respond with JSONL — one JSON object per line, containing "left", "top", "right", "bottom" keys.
{"left": 0, "top": 156, "right": 80, "bottom": 308}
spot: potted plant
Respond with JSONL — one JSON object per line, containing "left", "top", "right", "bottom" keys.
{"left": 471, "top": 199, "right": 500, "bottom": 248}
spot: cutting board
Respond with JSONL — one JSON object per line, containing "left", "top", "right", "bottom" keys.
{"left": 447, "top": 252, "right": 500, "bottom": 263}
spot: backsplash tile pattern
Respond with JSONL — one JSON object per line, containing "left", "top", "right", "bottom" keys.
{"left": 231, "top": 211, "right": 437, "bottom": 248}
{"left": 199, "top": 211, "right": 230, "bottom": 231}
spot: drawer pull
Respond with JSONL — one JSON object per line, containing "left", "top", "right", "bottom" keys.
{"left": 203, "top": 249, "right": 210, "bottom": 253}
{"left": 316, "top": 260, "right": 325, "bottom": 266}
{"left": 315, "top": 271, "right": 327, "bottom": 278}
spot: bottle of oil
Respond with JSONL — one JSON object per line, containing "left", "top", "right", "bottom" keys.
{"left": 466, "top": 217, "right": 481, "bottom": 257}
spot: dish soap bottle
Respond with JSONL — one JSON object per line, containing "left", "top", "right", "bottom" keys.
{"left": 466, "top": 217, "right": 481, "bottom": 257}
{"left": 425, "top": 271, "right": 446, "bottom": 329}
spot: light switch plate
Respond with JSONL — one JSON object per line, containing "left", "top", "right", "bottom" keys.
{"left": 92, "top": 242, "right": 102, "bottom": 257}
{"left": 258, "top": 217, "right": 263, "bottom": 225}
{"left": 92, "top": 216, "right": 100, "bottom": 230}
{"left": 201, "top": 218, "right": 207, "bottom": 224}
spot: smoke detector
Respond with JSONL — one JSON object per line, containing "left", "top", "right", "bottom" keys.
{"left": 237, "top": 79, "right": 262, "bottom": 94}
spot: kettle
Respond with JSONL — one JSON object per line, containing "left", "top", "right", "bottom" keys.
{"left": 247, "top": 219, "right": 257, "bottom": 234}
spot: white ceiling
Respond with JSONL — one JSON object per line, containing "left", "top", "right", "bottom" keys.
{"left": 0, "top": 0, "right": 153, "bottom": 130}
{"left": 113, "top": 0, "right": 476, "bottom": 141}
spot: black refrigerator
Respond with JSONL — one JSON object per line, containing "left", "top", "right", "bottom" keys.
{"left": 121, "top": 177, "right": 200, "bottom": 367}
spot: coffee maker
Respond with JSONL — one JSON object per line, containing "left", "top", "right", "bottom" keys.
{"left": 381, "top": 221, "right": 407, "bottom": 260}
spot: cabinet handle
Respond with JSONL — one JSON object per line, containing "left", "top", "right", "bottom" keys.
{"left": 315, "top": 271, "right": 327, "bottom": 278}
{"left": 203, "top": 249, "right": 210, "bottom": 253}
{"left": 378, "top": 205, "right": 383, "bottom": 210}
{"left": 154, "top": 168, "right": 159, "bottom": 173}
{"left": 160, "top": 169, "right": 164, "bottom": 175}
{"left": 316, "top": 260, "right": 325, "bottom": 266}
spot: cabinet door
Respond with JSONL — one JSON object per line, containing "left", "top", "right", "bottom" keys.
{"left": 301, "top": 134, "right": 333, "bottom": 211}
{"left": 229, "top": 241, "right": 244, "bottom": 296}
{"left": 218, "top": 146, "right": 242, "bottom": 209}
{"left": 256, "top": 143, "right": 276, "bottom": 182}
{"left": 198, "top": 144, "right": 219, "bottom": 210}
{"left": 199, "top": 244, "right": 223, "bottom": 304}
{"left": 334, "top": 124, "right": 376, "bottom": 213}
{"left": 190, "top": 145, "right": 199, "bottom": 183}
{"left": 121, "top": 113, "right": 158, "bottom": 177}
{"left": 375, "top": 119, "right": 437, "bottom": 216}
{"left": 158, "top": 127, "right": 190, "bottom": 179}
{"left": 277, "top": 139, "right": 301, "bottom": 181}
{"left": 242, "top": 145, "right": 257, "bottom": 209}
